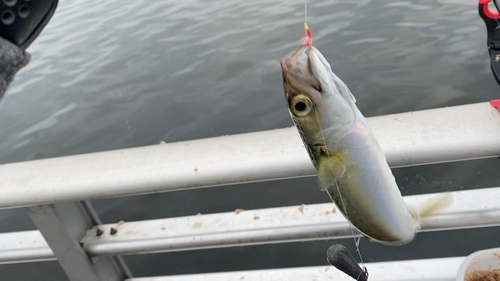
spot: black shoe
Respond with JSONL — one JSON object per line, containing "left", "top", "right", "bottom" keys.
{"left": 0, "top": 0, "right": 58, "bottom": 50}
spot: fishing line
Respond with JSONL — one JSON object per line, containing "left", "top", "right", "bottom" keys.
{"left": 314, "top": 108, "right": 367, "bottom": 280}
{"left": 302, "top": 1, "right": 367, "bottom": 278}
{"left": 304, "top": 0, "right": 307, "bottom": 29}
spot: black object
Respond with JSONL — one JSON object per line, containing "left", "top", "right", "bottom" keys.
{"left": 0, "top": 0, "right": 58, "bottom": 50}
{"left": 327, "top": 244, "right": 368, "bottom": 281}
{"left": 479, "top": 0, "right": 500, "bottom": 85}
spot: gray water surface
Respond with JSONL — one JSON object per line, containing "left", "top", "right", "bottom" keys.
{"left": 0, "top": 0, "right": 499, "bottom": 280}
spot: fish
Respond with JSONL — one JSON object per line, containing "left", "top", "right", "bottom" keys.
{"left": 281, "top": 44, "right": 417, "bottom": 245}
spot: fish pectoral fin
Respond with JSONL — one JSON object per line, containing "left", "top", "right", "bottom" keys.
{"left": 317, "top": 177, "right": 331, "bottom": 191}
{"left": 316, "top": 155, "right": 346, "bottom": 191}
{"left": 407, "top": 192, "right": 454, "bottom": 227}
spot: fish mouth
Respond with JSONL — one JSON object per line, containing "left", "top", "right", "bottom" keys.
{"left": 280, "top": 46, "right": 310, "bottom": 74}
{"left": 281, "top": 46, "right": 323, "bottom": 98}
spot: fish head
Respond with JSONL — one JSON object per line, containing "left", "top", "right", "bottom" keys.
{"left": 281, "top": 46, "right": 323, "bottom": 139}
{"left": 281, "top": 46, "right": 358, "bottom": 142}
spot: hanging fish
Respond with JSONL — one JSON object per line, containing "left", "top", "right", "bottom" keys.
{"left": 281, "top": 25, "right": 448, "bottom": 245}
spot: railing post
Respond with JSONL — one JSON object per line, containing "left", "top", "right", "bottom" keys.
{"left": 25, "top": 201, "right": 132, "bottom": 281}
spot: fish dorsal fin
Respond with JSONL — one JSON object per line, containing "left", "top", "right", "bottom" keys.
{"left": 310, "top": 47, "right": 356, "bottom": 104}
{"left": 331, "top": 72, "right": 357, "bottom": 104}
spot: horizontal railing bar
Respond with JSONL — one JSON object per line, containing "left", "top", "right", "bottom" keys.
{"left": 0, "top": 102, "right": 499, "bottom": 209}
{"left": 80, "top": 187, "right": 500, "bottom": 256}
{"left": 126, "top": 256, "right": 465, "bottom": 281}
{"left": 0, "top": 230, "right": 54, "bottom": 264}
{"left": 1, "top": 187, "right": 498, "bottom": 264}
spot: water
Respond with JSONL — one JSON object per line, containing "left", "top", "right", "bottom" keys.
{"left": 0, "top": 0, "right": 499, "bottom": 279}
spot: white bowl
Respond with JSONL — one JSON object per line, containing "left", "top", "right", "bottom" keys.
{"left": 456, "top": 248, "right": 500, "bottom": 281}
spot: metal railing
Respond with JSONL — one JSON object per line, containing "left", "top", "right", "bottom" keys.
{"left": 0, "top": 102, "right": 499, "bottom": 280}
{"left": 127, "top": 257, "right": 466, "bottom": 281}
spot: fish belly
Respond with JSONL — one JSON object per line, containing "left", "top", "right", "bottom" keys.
{"left": 319, "top": 121, "right": 416, "bottom": 245}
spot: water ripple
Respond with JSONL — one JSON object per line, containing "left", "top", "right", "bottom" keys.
{"left": 1, "top": 0, "right": 500, "bottom": 278}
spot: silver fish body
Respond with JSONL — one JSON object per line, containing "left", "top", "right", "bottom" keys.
{"left": 281, "top": 45, "right": 416, "bottom": 245}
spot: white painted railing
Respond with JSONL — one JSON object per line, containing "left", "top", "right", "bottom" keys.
{"left": 0, "top": 102, "right": 499, "bottom": 280}
{"left": 1, "top": 186, "right": 499, "bottom": 263}
{"left": 0, "top": 102, "right": 499, "bottom": 209}
{"left": 127, "top": 257, "right": 466, "bottom": 281}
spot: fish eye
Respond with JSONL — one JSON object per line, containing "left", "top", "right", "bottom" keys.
{"left": 290, "top": 94, "right": 313, "bottom": 117}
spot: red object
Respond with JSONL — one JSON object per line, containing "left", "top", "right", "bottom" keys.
{"left": 480, "top": 0, "right": 500, "bottom": 19}
{"left": 306, "top": 28, "right": 312, "bottom": 41}
{"left": 302, "top": 24, "right": 313, "bottom": 47}
{"left": 491, "top": 100, "right": 500, "bottom": 111}
{"left": 305, "top": 27, "right": 312, "bottom": 46}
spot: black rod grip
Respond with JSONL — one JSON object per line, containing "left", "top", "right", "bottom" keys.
{"left": 327, "top": 244, "right": 368, "bottom": 281}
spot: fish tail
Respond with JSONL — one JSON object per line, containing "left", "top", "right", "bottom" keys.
{"left": 407, "top": 192, "right": 454, "bottom": 229}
